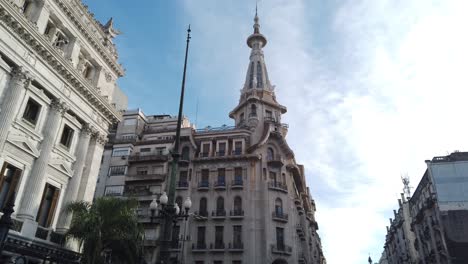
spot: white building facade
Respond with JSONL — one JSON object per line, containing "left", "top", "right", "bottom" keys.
{"left": 95, "top": 13, "right": 326, "bottom": 264}
{"left": 0, "top": 0, "right": 127, "bottom": 262}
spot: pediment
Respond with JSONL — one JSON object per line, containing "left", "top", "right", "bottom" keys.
{"left": 49, "top": 162, "right": 73, "bottom": 177}
{"left": 8, "top": 135, "right": 40, "bottom": 157}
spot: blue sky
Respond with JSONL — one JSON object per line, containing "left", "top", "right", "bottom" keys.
{"left": 84, "top": 1, "right": 468, "bottom": 263}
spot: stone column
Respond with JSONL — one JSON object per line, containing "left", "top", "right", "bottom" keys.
{"left": 55, "top": 124, "right": 93, "bottom": 233}
{"left": 16, "top": 99, "right": 68, "bottom": 221}
{"left": 77, "top": 132, "right": 107, "bottom": 202}
{"left": 0, "top": 66, "right": 30, "bottom": 151}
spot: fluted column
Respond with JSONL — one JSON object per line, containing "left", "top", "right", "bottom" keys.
{"left": 0, "top": 66, "right": 30, "bottom": 151}
{"left": 16, "top": 99, "right": 68, "bottom": 221}
{"left": 77, "top": 132, "right": 107, "bottom": 202}
{"left": 55, "top": 124, "right": 93, "bottom": 233}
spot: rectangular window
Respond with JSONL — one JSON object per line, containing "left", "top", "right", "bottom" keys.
{"left": 265, "top": 110, "right": 273, "bottom": 119}
{"left": 22, "top": 98, "right": 41, "bottom": 125}
{"left": 201, "top": 169, "right": 209, "bottom": 183}
{"left": 201, "top": 143, "right": 210, "bottom": 157}
{"left": 0, "top": 163, "right": 22, "bottom": 209}
{"left": 233, "top": 225, "right": 242, "bottom": 248}
{"left": 217, "top": 168, "right": 225, "bottom": 184}
{"left": 215, "top": 226, "right": 224, "bottom": 248}
{"left": 136, "top": 167, "right": 148, "bottom": 175}
{"left": 179, "top": 171, "right": 188, "bottom": 182}
{"left": 197, "top": 226, "right": 206, "bottom": 248}
{"left": 276, "top": 227, "right": 285, "bottom": 250}
{"left": 269, "top": 171, "right": 277, "bottom": 182}
{"left": 218, "top": 142, "right": 226, "bottom": 156}
{"left": 112, "top": 147, "right": 130, "bottom": 157}
{"left": 59, "top": 125, "right": 74, "bottom": 148}
{"left": 140, "top": 147, "right": 151, "bottom": 153}
{"left": 104, "top": 185, "right": 124, "bottom": 196}
{"left": 234, "top": 167, "right": 243, "bottom": 182}
{"left": 234, "top": 141, "right": 242, "bottom": 155}
{"left": 109, "top": 166, "right": 126, "bottom": 176}
{"left": 152, "top": 165, "right": 164, "bottom": 174}
{"left": 156, "top": 147, "right": 166, "bottom": 155}
{"left": 36, "top": 183, "right": 60, "bottom": 227}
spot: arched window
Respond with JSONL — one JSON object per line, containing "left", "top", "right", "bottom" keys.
{"left": 248, "top": 62, "right": 254, "bottom": 88}
{"left": 216, "top": 196, "right": 224, "bottom": 212}
{"left": 267, "top": 148, "right": 274, "bottom": 161}
{"left": 275, "top": 198, "right": 283, "bottom": 215}
{"left": 175, "top": 196, "right": 183, "bottom": 209}
{"left": 257, "top": 62, "right": 263, "bottom": 88}
{"left": 199, "top": 197, "right": 207, "bottom": 216}
{"left": 234, "top": 196, "right": 242, "bottom": 213}
{"left": 181, "top": 146, "right": 190, "bottom": 161}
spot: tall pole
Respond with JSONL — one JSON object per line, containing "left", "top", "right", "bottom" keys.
{"left": 158, "top": 25, "right": 191, "bottom": 264}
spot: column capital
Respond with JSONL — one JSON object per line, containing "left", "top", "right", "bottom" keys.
{"left": 92, "top": 132, "right": 108, "bottom": 146}
{"left": 50, "top": 98, "right": 69, "bottom": 115}
{"left": 10, "top": 66, "right": 32, "bottom": 86}
{"left": 81, "top": 123, "right": 95, "bottom": 136}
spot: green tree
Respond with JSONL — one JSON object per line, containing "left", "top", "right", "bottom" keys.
{"left": 65, "top": 197, "right": 143, "bottom": 264}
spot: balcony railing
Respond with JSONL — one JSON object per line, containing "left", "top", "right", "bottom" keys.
{"left": 272, "top": 211, "right": 289, "bottom": 222}
{"left": 199, "top": 152, "right": 210, "bottom": 158}
{"left": 212, "top": 210, "right": 227, "bottom": 219}
{"left": 198, "top": 181, "right": 210, "bottom": 190}
{"left": 125, "top": 173, "right": 166, "bottom": 182}
{"left": 267, "top": 155, "right": 284, "bottom": 167}
{"left": 193, "top": 211, "right": 209, "bottom": 221}
{"left": 35, "top": 226, "right": 49, "bottom": 240}
{"left": 211, "top": 242, "right": 225, "bottom": 251}
{"left": 268, "top": 182, "right": 288, "bottom": 193}
{"left": 229, "top": 242, "right": 244, "bottom": 251}
{"left": 11, "top": 218, "right": 23, "bottom": 232}
{"left": 192, "top": 242, "right": 207, "bottom": 252}
{"left": 214, "top": 180, "right": 226, "bottom": 190}
{"left": 176, "top": 181, "right": 189, "bottom": 189}
{"left": 229, "top": 210, "right": 244, "bottom": 219}
{"left": 271, "top": 244, "right": 292, "bottom": 255}
{"left": 216, "top": 151, "right": 227, "bottom": 157}
{"left": 232, "top": 150, "right": 242, "bottom": 155}
{"left": 128, "top": 153, "right": 168, "bottom": 163}
{"left": 231, "top": 179, "right": 243, "bottom": 189}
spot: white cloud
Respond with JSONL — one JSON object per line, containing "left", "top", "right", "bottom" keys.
{"left": 183, "top": 0, "right": 468, "bottom": 263}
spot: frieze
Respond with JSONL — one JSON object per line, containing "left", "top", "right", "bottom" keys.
{"left": 0, "top": 2, "right": 121, "bottom": 124}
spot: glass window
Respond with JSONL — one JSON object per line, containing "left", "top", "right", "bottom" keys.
{"left": 216, "top": 197, "right": 224, "bottom": 212}
{"left": 233, "top": 225, "right": 242, "bottom": 248}
{"left": 267, "top": 148, "right": 274, "bottom": 161}
{"left": 109, "top": 166, "right": 126, "bottom": 176}
{"left": 59, "top": 125, "right": 74, "bottom": 148}
{"left": 201, "top": 143, "right": 210, "bottom": 157}
{"left": 136, "top": 167, "right": 148, "bottom": 175}
{"left": 257, "top": 62, "right": 263, "bottom": 88}
{"left": 275, "top": 198, "right": 283, "bottom": 215}
{"left": 234, "top": 141, "right": 242, "bottom": 155}
{"left": 218, "top": 142, "right": 226, "bottom": 156}
{"left": 234, "top": 196, "right": 242, "bottom": 212}
{"left": 36, "top": 183, "right": 60, "bottom": 227}
{"left": 276, "top": 227, "right": 284, "bottom": 250}
{"left": 140, "top": 147, "right": 151, "bottom": 153}
{"left": 201, "top": 169, "right": 209, "bottom": 183}
{"left": 104, "top": 185, "right": 124, "bottom": 196}
{"left": 181, "top": 146, "right": 190, "bottom": 160}
{"left": 0, "top": 163, "right": 22, "bottom": 209}
{"left": 23, "top": 98, "right": 41, "bottom": 125}
{"left": 217, "top": 168, "right": 225, "bottom": 184}
{"left": 215, "top": 226, "right": 224, "bottom": 248}
{"left": 112, "top": 147, "right": 130, "bottom": 157}
{"left": 248, "top": 62, "right": 254, "bottom": 88}
{"left": 197, "top": 226, "right": 206, "bottom": 247}
{"left": 234, "top": 167, "right": 243, "bottom": 183}
{"left": 199, "top": 197, "right": 208, "bottom": 216}
{"left": 179, "top": 171, "right": 188, "bottom": 182}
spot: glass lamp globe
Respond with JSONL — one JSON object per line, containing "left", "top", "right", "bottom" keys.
{"left": 149, "top": 199, "right": 158, "bottom": 211}
{"left": 183, "top": 197, "right": 192, "bottom": 210}
{"left": 160, "top": 192, "right": 168, "bottom": 205}
{"left": 175, "top": 203, "right": 180, "bottom": 215}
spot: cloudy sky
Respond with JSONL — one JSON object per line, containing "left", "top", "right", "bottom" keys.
{"left": 85, "top": 0, "right": 468, "bottom": 263}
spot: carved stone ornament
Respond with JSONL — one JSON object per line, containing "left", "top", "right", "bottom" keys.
{"left": 92, "top": 132, "right": 108, "bottom": 146}
{"left": 81, "top": 123, "right": 95, "bottom": 135}
{"left": 104, "top": 71, "right": 112, "bottom": 82}
{"left": 10, "top": 66, "right": 32, "bottom": 86}
{"left": 49, "top": 98, "right": 69, "bottom": 114}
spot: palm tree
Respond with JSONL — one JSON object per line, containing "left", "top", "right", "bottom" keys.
{"left": 65, "top": 197, "right": 143, "bottom": 264}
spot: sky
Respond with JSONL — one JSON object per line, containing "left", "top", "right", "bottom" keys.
{"left": 84, "top": 0, "right": 468, "bottom": 263}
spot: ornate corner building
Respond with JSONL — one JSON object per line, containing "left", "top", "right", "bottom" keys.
{"left": 95, "top": 13, "right": 326, "bottom": 264}
{"left": 0, "top": 0, "right": 127, "bottom": 262}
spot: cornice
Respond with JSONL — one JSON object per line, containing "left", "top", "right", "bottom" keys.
{"left": 0, "top": 2, "right": 121, "bottom": 124}
{"left": 53, "top": 0, "right": 125, "bottom": 77}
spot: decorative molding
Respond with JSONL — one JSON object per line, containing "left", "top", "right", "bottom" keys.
{"left": 49, "top": 98, "right": 69, "bottom": 114}
{"left": 10, "top": 66, "right": 32, "bottom": 86}
{"left": 0, "top": 2, "right": 121, "bottom": 124}
{"left": 92, "top": 132, "right": 107, "bottom": 146}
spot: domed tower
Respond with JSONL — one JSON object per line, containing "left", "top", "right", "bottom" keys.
{"left": 229, "top": 11, "right": 288, "bottom": 143}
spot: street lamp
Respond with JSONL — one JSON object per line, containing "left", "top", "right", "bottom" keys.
{"left": 156, "top": 25, "right": 192, "bottom": 264}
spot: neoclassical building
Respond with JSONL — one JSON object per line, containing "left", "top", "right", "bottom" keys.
{"left": 96, "top": 13, "right": 326, "bottom": 264}
{"left": 0, "top": 0, "right": 126, "bottom": 262}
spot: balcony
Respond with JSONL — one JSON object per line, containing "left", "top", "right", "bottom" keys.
{"left": 212, "top": 210, "right": 227, "bottom": 220}
{"left": 215, "top": 151, "right": 227, "bottom": 157}
{"left": 176, "top": 181, "right": 189, "bottom": 190}
{"left": 296, "top": 224, "right": 306, "bottom": 240}
{"left": 192, "top": 242, "right": 208, "bottom": 253}
{"left": 125, "top": 173, "right": 166, "bottom": 182}
{"left": 199, "top": 152, "right": 210, "bottom": 158}
{"left": 231, "top": 179, "right": 243, "bottom": 189}
{"left": 128, "top": 153, "right": 168, "bottom": 163}
{"left": 34, "top": 226, "right": 66, "bottom": 246}
{"left": 197, "top": 181, "right": 210, "bottom": 191}
{"left": 271, "top": 244, "right": 292, "bottom": 255}
{"left": 210, "top": 242, "right": 226, "bottom": 252}
{"left": 229, "top": 210, "right": 244, "bottom": 219}
{"left": 267, "top": 155, "right": 284, "bottom": 167}
{"left": 232, "top": 150, "right": 243, "bottom": 156}
{"left": 294, "top": 197, "right": 301, "bottom": 206}
{"left": 268, "top": 182, "right": 288, "bottom": 193}
{"left": 193, "top": 211, "right": 209, "bottom": 221}
{"left": 298, "top": 253, "right": 306, "bottom": 264}
{"left": 228, "top": 242, "right": 244, "bottom": 252}
{"left": 272, "top": 211, "right": 288, "bottom": 223}
{"left": 214, "top": 181, "right": 226, "bottom": 190}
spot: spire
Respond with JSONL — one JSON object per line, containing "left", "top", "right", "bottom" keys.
{"left": 247, "top": 8, "right": 267, "bottom": 48}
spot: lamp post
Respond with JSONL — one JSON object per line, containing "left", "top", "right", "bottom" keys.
{"left": 151, "top": 194, "right": 192, "bottom": 263}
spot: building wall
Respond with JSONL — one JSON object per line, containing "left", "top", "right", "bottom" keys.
{"left": 0, "top": 0, "right": 126, "bottom": 262}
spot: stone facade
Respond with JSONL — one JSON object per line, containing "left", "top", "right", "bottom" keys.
{"left": 0, "top": 0, "right": 127, "bottom": 262}
{"left": 380, "top": 151, "right": 468, "bottom": 264}
{"left": 95, "top": 13, "right": 326, "bottom": 264}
